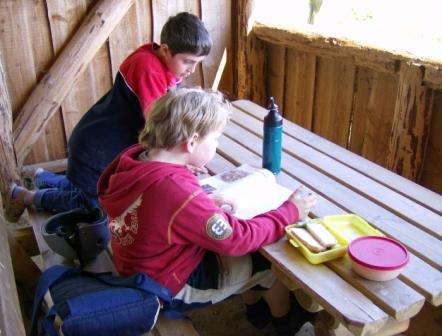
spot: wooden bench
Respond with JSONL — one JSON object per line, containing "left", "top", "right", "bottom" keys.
{"left": 27, "top": 209, "right": 199, "bottom": 336}
{"left": 202, "top": 100, "right": 442, "bottom": 336}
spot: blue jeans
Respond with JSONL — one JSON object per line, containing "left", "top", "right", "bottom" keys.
{"left": 34, "top": 170, "right": 99, "bottom": 213}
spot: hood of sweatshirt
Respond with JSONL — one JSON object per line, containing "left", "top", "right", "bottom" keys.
{"left": 98, "top": 144, "right": 188, "bottom": 218}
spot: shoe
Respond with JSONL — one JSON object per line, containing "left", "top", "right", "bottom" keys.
{"left": 271, "top": 295, "right": 317, "bottom": 336}
{"left": 290, "top": 294, "right": 316, "bottom": 324}
{"left": 245, "top": 297, "right": 272, "bottom": 329}
{"left": 34, "top": 167, "right": 44, "bottom": 179}
{"left": 21, "top": 167, "right": 44, "bottom": 190}
{"left": 4, "top": 184, "right": 27, "bottom": 223}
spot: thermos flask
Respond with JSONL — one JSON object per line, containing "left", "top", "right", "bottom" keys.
{"left": 262, "top": 97, "right": 283, "bottom": 174}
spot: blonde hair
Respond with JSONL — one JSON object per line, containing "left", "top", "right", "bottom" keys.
{"left": 139, "top": 88, "right": 231, "bottom": 149}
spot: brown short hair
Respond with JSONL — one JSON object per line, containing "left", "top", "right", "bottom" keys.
{"left": 161, "top": 12, "right": 212, "bottom": 56}
{"left": 139, "top": 88, "right": 230, "bottom": 150}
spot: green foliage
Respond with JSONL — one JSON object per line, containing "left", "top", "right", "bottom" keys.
{"left": 350, "top": 8, "right": 373, "bottom": 22}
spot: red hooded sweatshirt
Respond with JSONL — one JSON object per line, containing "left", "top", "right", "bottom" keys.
{"left": 98, "top": 145, "right": 299, "bottom": 295}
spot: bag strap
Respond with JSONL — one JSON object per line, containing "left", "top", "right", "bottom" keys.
{"left": 30, "top": 265, "right": 81, "bottom": 336}
{"left": 41, "top": 306, "right": 59, "bottom": 336}
{"left": 94, "top": 273, "right": 186, "bottom": 320}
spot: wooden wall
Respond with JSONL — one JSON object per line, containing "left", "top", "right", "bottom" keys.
{"left": 0, "top": 0, "right": 232, "bottom": 166}
{"left": 1, "top": 0, "right": 440, "bottom": 194}
{"left": 248, "top": 24, "right": 442, "bottom": 194}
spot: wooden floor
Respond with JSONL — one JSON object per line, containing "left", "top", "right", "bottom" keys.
{"left": 187, "top": 295, "right": 314, "bottom": 336}
{"left": 188, "top": 296, "right": 441, "bottom": 336}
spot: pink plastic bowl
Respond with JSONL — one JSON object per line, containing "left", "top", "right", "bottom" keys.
{"left": 348, "top": 236, "right": 409, "bottom": 281}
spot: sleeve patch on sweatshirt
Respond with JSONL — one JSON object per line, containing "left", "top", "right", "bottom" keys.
{"left": 206, "top": 214, "right": 232, "bottom": 240}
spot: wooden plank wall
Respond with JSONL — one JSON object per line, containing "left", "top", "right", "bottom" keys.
{"left": 256, "top": 26, "right": 442, "bottom": 194}
{"left": 0, "top": 0, "right": 232, "bottom": 165}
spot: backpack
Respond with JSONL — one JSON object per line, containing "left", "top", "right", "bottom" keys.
{"left": 30, "top": 265, "right": 175, "bottom": 336}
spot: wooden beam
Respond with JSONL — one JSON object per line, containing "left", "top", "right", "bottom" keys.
{"left": 12, "top": 0, "right": 135, "bottom": 165}
{"left": 0, "top": 215, "right": 26, "bottom": 336}
{"left": 233, "top": 0, "right": 267, "bottom": 105}
{"left": 387, "top": 62, "right": 434, "bottom": 181}
{"left": 0, "top": 53, "right": 20, "bottom": 212}
{"left": 22, "top": 158, "right": 67, "bottom": 176}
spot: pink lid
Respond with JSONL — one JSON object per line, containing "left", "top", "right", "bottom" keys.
{"left": 348, "top": 236, "right": 409, "bottom": 270}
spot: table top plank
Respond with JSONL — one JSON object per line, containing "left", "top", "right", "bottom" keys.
{"left": 215, "top": 131, "right": 434, "bottom": 319}
{"left": 205, "top": 152, "right": 236, "bottom": 175}
{"left": 217, "top": 135, "right": 346, "bottom": 216}
{"left": 230, "top": 104, "right": 442, "bottom": 239}
{"left": 327, "top": 257, "right": 424, "bottom": 321}
{"left": 220, "top": 103, "right": 442, "bottom": 308}
{"left": 232, "top": 100, "right": 442, "bottom": 216}
{"left": 222, "top": 121, "right": 442, "bottom": 270}
{"left": 261, "top": 238, "right": 388, "bottom": 336}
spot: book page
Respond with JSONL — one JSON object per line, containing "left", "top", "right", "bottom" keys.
{"left": 199, "top": 165, "right": 292, "bottom": 219}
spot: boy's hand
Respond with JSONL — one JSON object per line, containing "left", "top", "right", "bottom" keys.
{"left": 210, "top": 194, "right": 238, "bottom": 214}
{"left": 288, "top": 185, "right": 317, "bottom": 220}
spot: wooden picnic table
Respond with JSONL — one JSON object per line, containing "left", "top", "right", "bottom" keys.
{"left": 205, "top": 99, "right": 442, "bottom": 336}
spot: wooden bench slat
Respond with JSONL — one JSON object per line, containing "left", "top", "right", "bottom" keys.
{"left": 205, "top": 154, "right": 236, "bottom": 175}
{"left": 230, "top": 104, "right": 442, "bottom": 239}
{"left": 232, "top": 99, "right": 442, "bottom": 216}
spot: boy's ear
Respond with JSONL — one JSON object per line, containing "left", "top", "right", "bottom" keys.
{"left": 159, "top": 43, "right": 171, "bottom": 55}
{"left": 185, "top": 133, "right": 199, "bottom": 153}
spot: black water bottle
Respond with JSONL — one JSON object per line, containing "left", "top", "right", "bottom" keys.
{"left": 262, "top": 97, "right": 283, "bottom": 174}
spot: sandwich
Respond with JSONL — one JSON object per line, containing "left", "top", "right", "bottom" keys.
{"left": 306, "top": 222, "right": 337, "bottom": 248}
{"left": 289, "top": 227, "right": 326, "bottom": 253}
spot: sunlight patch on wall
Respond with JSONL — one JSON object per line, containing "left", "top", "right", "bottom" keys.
{"left": 254, "top": 0, "right": 442, "bottom": 61}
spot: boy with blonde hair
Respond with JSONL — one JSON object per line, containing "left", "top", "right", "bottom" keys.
{"left": 98, "top": 88, "right": 317, "bottom": 335}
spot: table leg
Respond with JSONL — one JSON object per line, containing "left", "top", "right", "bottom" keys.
{"left": 314, "top": 311, "right": 351, "bottom": 336}
{"left": 271, "top": 265, "right": 323, "bottom": 312}
{"left": 294, "top": 289, "right": 323, "bottom": 312}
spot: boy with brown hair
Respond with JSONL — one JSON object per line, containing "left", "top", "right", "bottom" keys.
{"left": 6, "top": 12, "right": 212, "bottom": 222}
{"left": 97, "top": 88, "right": 318, "bottom": 335}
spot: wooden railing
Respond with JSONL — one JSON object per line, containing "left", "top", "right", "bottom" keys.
{"left": 235, "top": 21, "right": 442, "bottom": 194}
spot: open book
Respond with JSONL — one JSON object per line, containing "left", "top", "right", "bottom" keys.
{"left": 199, "top": 164, "right": 292, "bottom": 219}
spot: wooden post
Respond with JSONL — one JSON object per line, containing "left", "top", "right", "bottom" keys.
{"left": 12, "top": 0, "right": 135, "bottom": 166}
{"left": 1, "top": 57, "right": 40, "bottom": 334}
{"left": 233, "top": 0, "right": 266, "bottom": 105}
{"left": 0, "top": 215, "right": 26, "bottom": 336}
{"left": 387, "top": 62, "right": 434, "bottom": 181}
{"left": 0, "top": 56, "right": 20, "bottom": 215}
